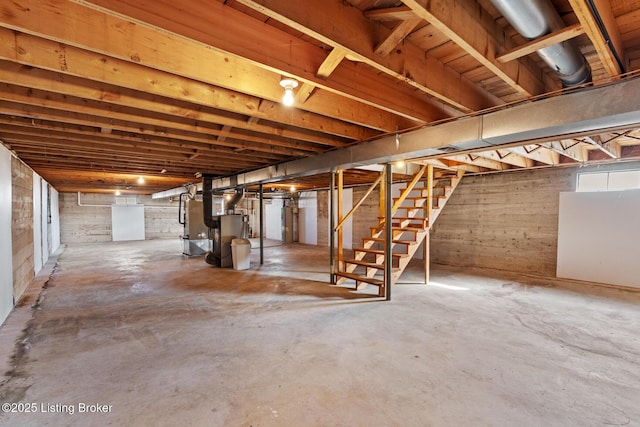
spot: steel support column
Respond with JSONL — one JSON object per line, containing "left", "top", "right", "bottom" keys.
{"left": 385, "top": 163, "right": 392, "bottom": 301}
{"left": 329, "top": 171, "right": 336, "bottom": 284}
{"left": 259, "top": 183, "right": 264, "bottom": 265}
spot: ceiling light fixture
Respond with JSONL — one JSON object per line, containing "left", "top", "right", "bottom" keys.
{"left": 115, "top": 190, "right": 121, "bottom": 196}
{"left": 279, "top": 78, "right": 298, "bottom": 107}
{"left": 290, "top": 185, "right": 296, "bottom": 192}
{"left": 137, "top": 176, "right": 145, "bottom": 184}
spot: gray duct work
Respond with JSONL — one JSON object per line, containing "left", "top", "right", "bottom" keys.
{"left": 202, "top": 174, "right": 217, "bottom": 228}
{"left": 491, "top": 0, "right": 591, "bottom": 86}
{"left": 224, "top": 189, "right": 244, "bottom": 213}
{"left": 202, "top": 174, "right": 244, "bottom": 226}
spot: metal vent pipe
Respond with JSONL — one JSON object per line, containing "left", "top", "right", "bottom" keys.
{"left": 224, "top": 189, "right": 244, "bottom": 213}
{"left": 490, "top": 0, "right": 591, "bottom": 86}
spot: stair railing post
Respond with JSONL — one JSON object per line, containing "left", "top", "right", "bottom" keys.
{"left": 385, "top": 163, "right": 393, "bottom": 301}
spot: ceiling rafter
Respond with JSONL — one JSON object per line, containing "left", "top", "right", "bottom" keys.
{"left": 233, "top": 0, "right": 500, "bottom": 113}
{"left": 0, "top": 0, "right": 419, "bottom": 131}
{"left": 497, "top": 24, "right": 585, "bottom": 64}
{"left": 0, "top": 85, "right": 323, "bottom": 157}
{"left": 65, "top": 0, "right": 439, "bottom": 127}
{"left": 374, "top": 18, "right": 423, "bottom": 57}
{"left": 506, "top": 145, "right": 560, "bottom": 165}
{"left": 401, "top": 0, "right": 548, "bottom": 96}
{"left": 568, "top": 0, "right": 626, "bottom": 76}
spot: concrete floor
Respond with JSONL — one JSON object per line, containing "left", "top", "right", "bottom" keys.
{"left": 0, "top": 239, "right": 639, "bottom": 427}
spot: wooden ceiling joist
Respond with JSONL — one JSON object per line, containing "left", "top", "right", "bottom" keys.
{"left": 0, "top": 29, "right": 372, "bottom": 143}
{"left": 497, "top": 24, "right": 586, "bottom": 63}
{"left": 568, "top": 0, "right": 626, "bottom": 76}
{"left": 0, "top": 0, "right": 419, "bottom": 132}
{"left": 374, "top": 18, "right": 423, "bottom": 57}
{"left": 233, "top": 0, "right": 500, "bottom": 113}
{"left": 402, "top": 0, "right": 548, "bottom": 96}
{"left": 0, "top": 0, "right": 639, "bottom": 194}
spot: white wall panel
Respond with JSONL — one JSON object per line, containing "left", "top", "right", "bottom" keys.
{"left": 41, "top": 179, "right": 49, "bottom": 264}
{"left": 298, "top": 191, "right": 317, "bottom": 245}
{"left": 111, "top": 205, "right": 145, "bottom": 241}
{"left": 50, "top": 187, "right": 60, "bottom": 253}
{"left": 557, "top": 190, "right": 640, "bottom": 288}
{"left": 33, "top": 173, "right": 42, "bottom": 274}
{"left": 265, "top": 199, "right": 283, "bottom": 240}
{"left": 0, "top": 146, "right": 14, "bottom": 324}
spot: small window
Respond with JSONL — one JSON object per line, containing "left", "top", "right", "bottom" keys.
{"left": 115, "top": 196, "right": 139, "bottom": 205}
{"left": 577, "top": 170, "right": 640, "bottom": 192}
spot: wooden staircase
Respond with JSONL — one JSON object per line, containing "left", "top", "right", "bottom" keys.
{"left": 335, "top": 166, "right": 464, "bottom": 296}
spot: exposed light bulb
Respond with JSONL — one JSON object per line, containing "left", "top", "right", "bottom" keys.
{"left": 282, "top": 88, "right": 295, "bottom": 106}
{"left": 395, "top": 160, "right": 405, "bottom": 168}
{"left": 290, "top": 185, "right": 296, "bottom": 192}
{"left": 115, "top": 190, "right": 121, "bottom": 196}
{"left": 137, "top": 176, "right": 145, "bottom": 184}
{"left": 279, "top": 78, "right": 298, "bottom": 107}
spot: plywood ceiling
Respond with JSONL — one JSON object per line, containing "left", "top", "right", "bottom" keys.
{"left": 1, "top": 0, "right": 640, "bottom": 194}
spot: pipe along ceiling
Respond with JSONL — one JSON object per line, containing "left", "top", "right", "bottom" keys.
{"left": 490, "top": 0, "right": 592, "bottom": 86}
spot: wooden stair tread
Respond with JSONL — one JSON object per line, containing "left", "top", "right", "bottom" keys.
{"left": 353, "top": 248, "right": 408, "bottom": 257}
{"left": 393, "top": 196, "right": 427, "bottom": 201}
{"left": 369, "top": 226, "right": 426, "bottom": 234}
{"left": 343, "top": 259, "right": 400, "bottom": 272}
{"left": 364, "top": 237, "right": 417, "bottom": 245}
{"left": 335, "top": 272, "right": 383, "bottom": 287}
{"left": 378, "top": 216, "right": 427, "bottom": 220}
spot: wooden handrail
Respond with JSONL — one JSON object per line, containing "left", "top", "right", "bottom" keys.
{"left": 335, "top": 172, "right": 383, "bottom": 231}
{"left": 391, "top": 164, "right": 427, "bottom": 213}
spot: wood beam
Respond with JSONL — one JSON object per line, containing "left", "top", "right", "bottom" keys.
{"left": 234, "top": 0, "right": 500, "bottom": 112}
{"left": 443, "top": 154, "right": 510, "bottom": 171}
{"left": 0, "top": 1, "right": 420, "bottom": 131}
{"left": 580, "top": 136, "right": 618, "bottom": 159}
{"left": 568, "top": 0, "right": 626, "bottom": 76}
{"left": 364, "top": 6, "right": 418, "bottom": 21}
{"left": 542, "top": 140, "right": 589, "bottom": 163}
{"left": 402, "top": 0, "right": 546, "bottom": 96}
{"left": 0, "top": 29, "right": 373, "bottom": 142}
{"left": 0, "top": 0, "right": 424, "bottom": 131}
{"left": 0, "top": 123, "right": 273, "bottom": 166}
{"left": 0, "top": 79, "right": 327, "bottom": 156}
{"left": 474, "top": 150, "right": 533, "bottom": 168}
{"left": 497, "top": 24, "right": 585, "bottom": 63}
{"left": 507, "top": 145, "right": 560, "bottom": 166}
{"left": 217, "top": 125, "right": 233, "bottom": 142}
{"left": 374, "top": 19, "right": 423, "bottom": 57}
{"left": 0, "top": 102, "right": 298, "bottom": 163}
{"left": 317, "top": 48, "right": 348, "bottom": 78}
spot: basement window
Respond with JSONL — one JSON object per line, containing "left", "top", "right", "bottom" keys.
{"left": 577, "top": 170, "right": 640, "bottom": 192}
{"left": 115, "top": 196, "right": 139, "bottom": 205}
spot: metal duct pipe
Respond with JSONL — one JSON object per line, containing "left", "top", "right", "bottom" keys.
{"left": 490, "top": 0, "right": 591, "bottom": 86}
{"left": 202, "top": 174, "right": 216, "bottom": 228}
{"left": 224, "top": 189, "right": 244, "bottom": 213}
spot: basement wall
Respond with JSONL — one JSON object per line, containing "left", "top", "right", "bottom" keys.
{"left": 430, "top": 161, "right": 640, "bottom": 277}
{"left": 0, "top": 144, "right": 60, "bottom": 326}
{"left": 351, "top": 186, "right": 381, "bottom": 250}
{"left": 11, "top": 157, "right": 34, "bottom": 301}
{"left": 59, "top": 193, "right": 182, "bottom": 243}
